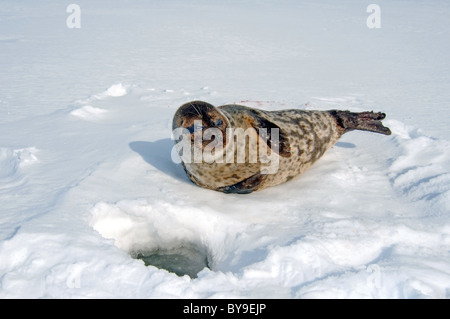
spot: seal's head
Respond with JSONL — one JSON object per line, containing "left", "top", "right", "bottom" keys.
{"left": 172, "top": 101, "right": 229, "bottom": 149}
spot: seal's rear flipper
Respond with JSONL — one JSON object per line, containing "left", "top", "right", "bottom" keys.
{"left": 328, "top": 110, "right": 392, "bottom": 135}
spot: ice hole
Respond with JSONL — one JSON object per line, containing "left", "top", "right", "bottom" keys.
{"left": 132, "top": 243, "right": 211, "bottom": 278}
{"left": 89, "top": 201, "right": 214, "bottom": 278}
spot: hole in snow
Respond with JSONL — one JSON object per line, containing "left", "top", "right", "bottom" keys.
{"left": 132, "top": 244, "right": 211, "bottom": 278}
{"left": 89, "top": 201, "right": 214, "bottom": 278}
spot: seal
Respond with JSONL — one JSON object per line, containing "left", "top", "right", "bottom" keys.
{"left": 172, "top": 101, "right": 391, "bottom": 194}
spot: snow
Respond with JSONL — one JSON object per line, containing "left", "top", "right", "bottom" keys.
{"left": 70, "top": 105, "right": 109, "bottom": 121}
{"left": 0, "top": 0, "right": 449, "bottom": 298}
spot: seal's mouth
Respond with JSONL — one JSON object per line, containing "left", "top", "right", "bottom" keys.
{"left": 188, "top": 124, "right": 228, "bottom": 150}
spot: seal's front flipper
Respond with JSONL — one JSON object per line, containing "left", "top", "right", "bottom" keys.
{"left": 329, "top": 110, "right": 391, "bottom": 136}
{"left": 216, "top": 173, "right": 267, "bottom": 194}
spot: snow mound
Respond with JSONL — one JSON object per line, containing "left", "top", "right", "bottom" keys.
{"left": 0, "top": 147, "right": 38, "bottom": 180}
{"left": 106, "top": 83, "right": 128, "bottom": 97}
{"left": 70, "top": 105, "right": 109, "bottom": 121}
{"left": 74, "top": 84, "right": 130, "bottom": 103}
{"left": 14, "top": 147, "right": 39, "bottom": 168}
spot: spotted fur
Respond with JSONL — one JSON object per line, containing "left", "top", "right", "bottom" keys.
{"left": 172, "top": 101, "right": 391, "bottom": 193}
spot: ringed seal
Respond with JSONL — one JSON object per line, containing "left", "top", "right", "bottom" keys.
{"left": 172, "top": 101, "right": 391, "bottom": 194}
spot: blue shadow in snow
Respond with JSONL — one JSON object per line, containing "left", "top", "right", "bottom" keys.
{"left": 129, "top": 139, "right": 189, "bottom": 183}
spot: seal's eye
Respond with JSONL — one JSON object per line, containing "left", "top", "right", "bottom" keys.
{"left": 215, "top": 118, "right": 223, "bottom": 126}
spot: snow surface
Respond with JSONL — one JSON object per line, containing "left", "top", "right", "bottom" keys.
{"left": 0, "top": 0, "right": 449, "bottom": 298}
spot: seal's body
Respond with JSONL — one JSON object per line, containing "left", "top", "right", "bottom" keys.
{"left": 172, "top": 101, "right": 391, "bottom": 194}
